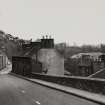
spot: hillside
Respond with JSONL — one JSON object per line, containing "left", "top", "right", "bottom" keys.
{"left": 5, "top": 40, "right": 22, "bottom": 60}
{"left": 0, "top": 31, "right": 23, "bottom": 61}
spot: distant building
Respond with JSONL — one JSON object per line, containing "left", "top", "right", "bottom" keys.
{"left": 41, "top": 36, "right": 54, "bottom": 48}
{"left": 69, "top": 52, "right": 105, "bottom": 77}
{"left": 22, "top": 35, "right": 54, "bottom": 50}
{"left": 24, "top": 36, "right": 64, "bottom": 76}
{"left": 71, "top": 52, "right": 104, "bottom": 61}
{"left": 24, "top": 39, "right": 32, "bottom": 44}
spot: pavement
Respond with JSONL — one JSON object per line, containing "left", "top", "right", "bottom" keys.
{"left": 0, "top": 64, "right": 12, "bottom": 74}
{"left": 0, "top": 65, "right": 103, "bottom": 105}
{"left": 0, "top": 73, "right": 101, "bottom": 105}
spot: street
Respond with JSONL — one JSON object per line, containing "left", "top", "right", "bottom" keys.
{"left": 0, "top": 74, "right": 100, "bottom": 105}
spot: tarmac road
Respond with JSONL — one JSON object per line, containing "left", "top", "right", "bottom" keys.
{"left": 0, "top": 74, "right": 99, "bottom": 105}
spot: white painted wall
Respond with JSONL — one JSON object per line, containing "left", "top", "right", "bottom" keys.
{"left": 38, "top": 49, "right": 64, "bottom": 76}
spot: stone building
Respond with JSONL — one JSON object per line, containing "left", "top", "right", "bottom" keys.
{"left": 24, "top": 36, "right": 64, "bottom": 76}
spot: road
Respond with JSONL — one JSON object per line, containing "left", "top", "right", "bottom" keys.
{"left": 0, "top": 74, "right": 100, "bottom": 105}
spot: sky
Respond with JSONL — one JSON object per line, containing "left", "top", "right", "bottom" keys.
{"left": 0, "top": 0, "right": 105, "bottom": 45}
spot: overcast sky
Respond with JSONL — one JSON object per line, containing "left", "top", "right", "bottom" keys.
{"left": 0, "top": 0, "right": 105, "bottom": 45}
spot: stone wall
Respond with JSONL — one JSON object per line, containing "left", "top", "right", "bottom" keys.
{"left": 38, "top": 49, "right": 64, "bottom": 76}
